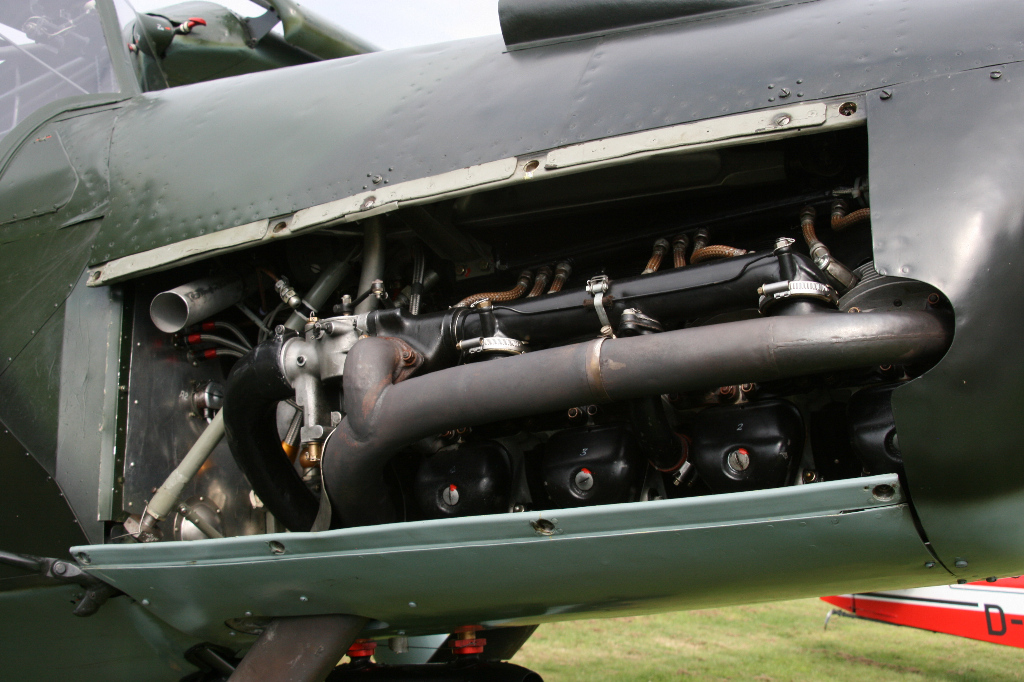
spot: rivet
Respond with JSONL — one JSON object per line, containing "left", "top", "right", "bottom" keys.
{"left": 408, "top": 601, "right": 417, "bottom": 608}
{"left": 924, "top": 561, "right": 936, "bottom": 569}
{"left": 299, "top": 595, "right": 309, "bottom": 602}
{"left": 954, "top": 559, "right": 968, "bottom": 568}
{"left": 141, "top": 599, "right": 150, "bottom": 606}
{"left": 991, "top": 70, "right": 1002, "bottom": 79}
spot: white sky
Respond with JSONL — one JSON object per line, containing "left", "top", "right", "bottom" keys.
{"left": 130, "top": 0, "right": 502, "bottom": 50}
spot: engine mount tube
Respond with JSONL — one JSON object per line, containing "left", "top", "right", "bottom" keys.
{"left": 223, "top": 334, "right": 320, "bottom": 531}
{"left": 323, "top": 310, "right": 950, "bottom": 527}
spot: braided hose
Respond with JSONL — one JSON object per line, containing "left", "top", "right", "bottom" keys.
{"left": 642, "top": 239, "right": 670, "bottom": 275}
{"left": 672, "top": 235, "right": 689, "bottom": 268}
{"left": 691, "top": 245, "right": 748, "bottom": 264}
{"left": 832, "top": 207, "right": 871, "bottom": 232}
{"left": 547, "top": 261, "right": 572, "bottom": 294}
{"left": 455, "top": 270, "right": 533, "bottom": 307}
{"left": 528, "top": 266, "right": 553, "bottom": 297}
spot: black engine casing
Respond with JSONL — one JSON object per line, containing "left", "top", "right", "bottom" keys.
{"left": 540, "top": 425, "right": 642, "bottom": 508}
{"left": 691, "top": 399, "right": 804, "bottom": 493}
{"left": 847, "top": 383, "right": 903, "bottom": 475}
{"left": 415, "top": 442, "right": 512, "bottom": 518}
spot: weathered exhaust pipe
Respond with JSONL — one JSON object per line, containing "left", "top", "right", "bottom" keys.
{"left": 322, "top": 310, "right": 950, "bottom": 527}
{"left": 150, "top": 275, "right": 246, "bottom": 333}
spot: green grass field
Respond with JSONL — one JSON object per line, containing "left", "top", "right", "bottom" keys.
{"left": 514, "top": 598, "right": 1023, "bottom": 681}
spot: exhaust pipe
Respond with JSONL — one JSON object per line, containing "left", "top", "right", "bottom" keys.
{"left": 322, "top": 310, "right": 951, "bottom": 527}
{"left": 150, "top": 275, "right": 246, "bottom": 333}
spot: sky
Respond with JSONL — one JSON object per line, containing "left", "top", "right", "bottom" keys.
{"left": 130, "top": 0, "right": 503, "bottom": 50}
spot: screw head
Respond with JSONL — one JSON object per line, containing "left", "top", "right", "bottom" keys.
{"left": 371, "top": 175, "right": 383, "bottom": 184}
{"left": 442, "top": 485, "right": 460, "bottom": 506}
{"left": 299, "top": 595, "right": 309, "bottom": 602}
{"left": 141, "top": 599, "right": 150, "bottom": 606}
{"left": 574, "top": 468, "right": 594, "bottom": 491}
{"left": 727, "top": 448, "right": 750, "bottom": 472}
{"left": 879, "top": 89, "right": 893, "bottom": 100}
{"left": 955, "top": 559, "right": 969, "bottom": 569}
{"left": 925, "top": 561, "right": 936, "bottom": 569}
{"left": 991, "top": 70, "right": 1002, "bottom": 79}
{"left": 52, "top": 561, "right": 67, "bottom": 576}
{"left": 779, "top": 88, "right": 791, "bottom": 98}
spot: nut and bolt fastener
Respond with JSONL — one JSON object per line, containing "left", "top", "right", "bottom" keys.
{"left": 879, "top": 89, "right": 893, "bottom": 100}
{"left": 52, "top": 561, "right": 67, "bottom": 576}
{"left": 400, "top": 349, "right": 416, "bottom": 366}
{"left": 575, "top": 468, "right": 594, "bottom": 491}
{"left": 442, "top": 485, "right": 460, "bottom": 506}
{"left": 727, "top": 448, "right": 750, "bottom": 472}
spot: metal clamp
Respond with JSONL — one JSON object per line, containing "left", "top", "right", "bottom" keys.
{"left": 456, "top": 336, "right": 528, "bottom": 356}
{"left": 758, "top": 280, "right": 839, "bottom": 313}
{"left": 586, "top": 275, "right": 615, "bottom": 337}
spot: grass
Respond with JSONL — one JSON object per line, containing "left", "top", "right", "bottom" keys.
{"left": 513, "top": 598, "right": 1024, "bottom": 681}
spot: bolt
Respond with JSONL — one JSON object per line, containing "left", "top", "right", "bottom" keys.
{"left": 274, "top": 325, "right": 286, "bottom": 336}
{"left": 924, "top": 561, "right": 936, "bottom": 569}
{"left": 52, "top": 561, "right": 67, "bottom": 576}
{"left": 991, "top": 70, "right": 1002, "bottom": 80}
{"left": 296, "top": 355, "right": 306, "bottom": 367}
{"left": 455, "top": 265, "right": 467, "bottom": 276}
{"left": 727, "top": 448, "right": 750, "bottom": 472}
{"left": 779, "top": 88, "right": 790, "bottom": 98}
{"left": 575, "top": 468, "right": 594, "bottom": 491}
{"left": 442, "top": 485, "right": 460, "bottom": 506}
{"left": 400, "top": 349, "right": 416, "bottom": 366}
{"left": 955, "top": 559, "right": 969, "bottom": 569}
{"left": 719, "top": 385, "right": 737, "bottom": 399}
{"left": 567, "top": 407, "right": 581, "bottom": 419}
{"left": 802, "top": 470, "right": 818, "bottom": 484}
{"left": 927, "top": 292, "right": 941, "bottom": 306}
{"left": 879, "top": 89, "right": 893, "bottom": 100}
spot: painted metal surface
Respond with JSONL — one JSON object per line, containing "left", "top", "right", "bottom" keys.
{"left": 825, "top": 577, "right": 1024, "bottom": 649}
{"left": 75, "top": 475, "right": 945, "bottom": 642}
{"left": 92, "top": 0, "right": 1024, "bottom": 266}
{"left": 0, "top": 584, "right": 216, "bottom": 681}
{"left": 868, "top": 62, "right": 1024, "bottom": 579}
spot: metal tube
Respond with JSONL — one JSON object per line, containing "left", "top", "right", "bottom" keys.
{"left": 140, "top": 411, "right": 226, "bottom": 536}
{"left": 323, "top": 310, "right": 950, "bottom": 527}
{"left": 150, "top": 276, "right": 247, "bottom": 334}
{"left": 355, "top": 219, "right": 386, "bottom": 315}
{"left": 285, "top": 259, "right": 352, "bottom": 331}
{"left": 229, "top": 615, "right": 369, "bottom": 682}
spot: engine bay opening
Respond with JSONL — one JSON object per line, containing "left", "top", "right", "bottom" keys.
{"left": 109, "top": 122, "right": 953, "bottom": 543}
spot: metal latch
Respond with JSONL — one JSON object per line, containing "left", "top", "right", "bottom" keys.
{"left": 586, "top": 275, "right": 615, "bottom": 338}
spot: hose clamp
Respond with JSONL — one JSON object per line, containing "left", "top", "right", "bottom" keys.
{"left": 586, "top": 275, "right": 615, "bottom": 337}
{"left": 758, "top": 280, "right": 838, "bottom": 313}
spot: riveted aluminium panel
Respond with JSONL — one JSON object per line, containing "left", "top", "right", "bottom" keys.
{"left": 94, "top": 0, "right": 1024, "bottom": 266}
{"left": 75, "top": 475, "right": 944, "bottom": 643}
{"left": 867, "top": 64, "right": 1024, "bottom": 579}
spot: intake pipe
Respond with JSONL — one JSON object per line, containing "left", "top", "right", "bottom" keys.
{"left": 323, "top": 310, "right": 951, "bottom": 527}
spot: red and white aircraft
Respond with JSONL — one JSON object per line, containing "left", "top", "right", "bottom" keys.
{"left": 823, "top": 577, "right": 1024, "bottom": 648}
